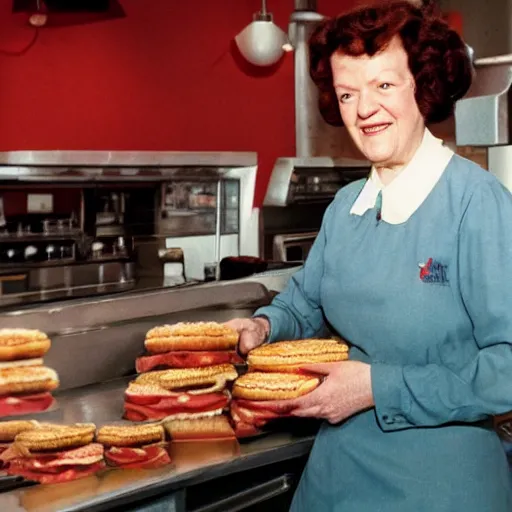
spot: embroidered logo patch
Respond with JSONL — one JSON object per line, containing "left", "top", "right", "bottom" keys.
{"left": 419, "top": 258, "right": 449, "bottom": 285}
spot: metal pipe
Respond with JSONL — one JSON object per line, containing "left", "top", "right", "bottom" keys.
{"left": 294, "top": 0, "right": 317, "bottom": 10}
{"left": 474, "top": 54, "right": 512, "bottom": 67}
{"left": 214, "top": 180, "right": 222, "bottom": 280}
{"left": 295, "top": 22, "right": 313, "bottom": 158}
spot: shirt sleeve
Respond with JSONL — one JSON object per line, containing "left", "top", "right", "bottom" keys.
{"left": 372, "top": 178, "right": 512, "bottom": 431}
{"left": 253, "top": 201, "right": 335, "bottom": 342}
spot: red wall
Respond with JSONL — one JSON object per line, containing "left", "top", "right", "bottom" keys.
{"left": 0, "top": 0, "right": 357, "bottom": 207}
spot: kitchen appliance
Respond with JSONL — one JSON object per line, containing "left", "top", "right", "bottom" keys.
{"left": 455, "top": 53, "right": 512, "bottom": 190}
{"left": 257, "top": 1, "right": 370, "bottom": 263}
{"left": 261, "top": 157, "right": 370, "bottom": 261}
{"left": 0, "top": 151, "right": 258, "bottom": 306}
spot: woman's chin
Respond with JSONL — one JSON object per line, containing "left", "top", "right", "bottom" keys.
{"left": 361, "top": 150, "right": 394, "bottom": 165}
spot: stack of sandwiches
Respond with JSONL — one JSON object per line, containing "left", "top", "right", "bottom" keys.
{"left": 136, "top": 322, "right": 243, "bottom": 373}
{"left": 1, "top": 423, "right": 105, "bottom": 484}
{"left": 97, "top": 423, "right": 171, "bottom": 469}
{"left": 231, "top": 339, "right": 349, "bottom": 437}
{"left": 126, "top": 321, "right": 243, "bottom": 440}
{"left": 124, "top": 364, "right": 238, "bottom": 440}
{"left": 0, "top": 329, "right": 59, "bottom": 417}
{"left": 1, "top": 420, "right": 174, "bottom": 482}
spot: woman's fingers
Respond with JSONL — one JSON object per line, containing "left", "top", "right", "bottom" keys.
{"left": 225, "top": 318, "right": 268, "bottom": 354}
{"left": 298, "top": 362, "right": 343, "bottom": 375}
{"left": 290, "top": 406, "right": 322, "bottom": 418}
{"left": 238, "top": 329, "right": 259, "bottom": 354}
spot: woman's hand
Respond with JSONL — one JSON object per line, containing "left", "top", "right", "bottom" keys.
{"left": 269, "top": 361, "right": 374, "bottom": 424}
{"left": 225, "top": 317, "right": 270, "bottom": 355}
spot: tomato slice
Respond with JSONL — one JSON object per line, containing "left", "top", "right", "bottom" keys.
{"left": 105, "top": 445, "right": 171, "bottom": 469}
{"left": 124, "top": 393, "right": 229, "bottom": 421}
{"left": 0, "top": 392, "right": 54, "bottom": 418}
{"left": 136, "top": 351, "right": 243, "bottom": 372}
{"left": 230, "top": 400, "right": 285, "bottom": 437}
{"left": 7, "top": 461, "right": 105, "bottom": 484}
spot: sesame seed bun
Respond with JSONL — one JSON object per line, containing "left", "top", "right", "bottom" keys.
{"left": 96, "top": 423, "right": 165, "bottom": 447}
{"left": 247, "top": 339, "right": 348, "bottom": 372}
{"left": 232, "top": 372, "right": 320, "bottom": 401}
{"left": 0, "top": 329, "right": 51, "bottom": 361}
{"left": 145, "top": 322, "right": 238, "bottom": 353}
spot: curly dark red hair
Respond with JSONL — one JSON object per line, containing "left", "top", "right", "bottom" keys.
{"left": 309, "top": 0, "right": 472, "bottom": 126}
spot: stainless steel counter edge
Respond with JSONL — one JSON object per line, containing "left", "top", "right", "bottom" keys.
{"left": 0, "top": 151, "right": 257, "bottom": 167}
{"left": 0, "top": 280, "right": 273, "bottom": 332}
{"left": 69, "top": 436, "right": 315, "bottom": 512}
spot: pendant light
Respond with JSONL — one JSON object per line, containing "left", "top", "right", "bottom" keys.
{"left": 235, "top": 0, "right": 290, "bottom": 67}
{"left": 28, "top": 0, "right": 48, "bottom": 27}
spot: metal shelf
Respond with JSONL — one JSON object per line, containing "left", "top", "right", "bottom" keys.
{"left": 0, "top": 233, "right": 82, "bottom": 243}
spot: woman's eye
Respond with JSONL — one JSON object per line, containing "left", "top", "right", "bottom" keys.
{"left": 379, "top": 83, "right": 392, "bottom": 90}
{"left": 339, "top": 93, "right": 352, "bottom": 103}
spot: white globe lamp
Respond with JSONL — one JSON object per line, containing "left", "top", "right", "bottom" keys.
{"left": 235, "top": 0, "right": 289, "bottom": 67}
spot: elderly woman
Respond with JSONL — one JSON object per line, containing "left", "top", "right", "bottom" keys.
{"left": 228, "top": 1, "right": 512, "bottom": 510}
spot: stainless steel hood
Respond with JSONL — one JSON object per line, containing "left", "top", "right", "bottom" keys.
{"left": 454, "top": 53, "right": 512, "bottom": 192}
{"left": 263, "top": 1, "right": 369, "bottom": 206}
{"left": 455, "top": 55, "right": 512, "bottom": 146}
{"left": 264, "top": 156, "right": 370, "bottom": 206}
{"left": 0, "top": 151, "right": 257, "bottom": 182}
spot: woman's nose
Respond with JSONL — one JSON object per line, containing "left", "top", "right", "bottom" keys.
{"left": 357, "top": 91, "right": 379, "bottom": 119}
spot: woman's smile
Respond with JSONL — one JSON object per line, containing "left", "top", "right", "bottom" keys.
{"left": 360, "top": 123, "right": 391, "bottom": 136}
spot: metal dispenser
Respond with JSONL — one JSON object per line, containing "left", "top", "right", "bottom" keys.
{"left": 455, "top": 54, "right": 512, "bottom": 190}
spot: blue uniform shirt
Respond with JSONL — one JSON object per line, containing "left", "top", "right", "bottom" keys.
{"left": 255, "top": 152, "right": 512, "bottom": 511}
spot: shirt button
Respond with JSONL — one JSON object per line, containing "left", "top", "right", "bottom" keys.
{"left": 382, "top": 415, "right": 392, "bottom": 424}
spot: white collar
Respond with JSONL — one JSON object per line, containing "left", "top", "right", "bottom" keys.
{"left": 349, "top": 128, "right": 454, "bottom": 224}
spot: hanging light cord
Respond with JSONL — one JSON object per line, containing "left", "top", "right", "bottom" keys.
{"left": 0, "top": 0, "right": 43, "bottom": 56}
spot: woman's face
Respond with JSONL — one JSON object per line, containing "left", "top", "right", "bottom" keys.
{"left": 330, "top": 36, "right": 425, "bottom": 168}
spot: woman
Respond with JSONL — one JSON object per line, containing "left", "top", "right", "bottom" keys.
{"left": 227, "top": 1, "right": 512, "bottom": 511}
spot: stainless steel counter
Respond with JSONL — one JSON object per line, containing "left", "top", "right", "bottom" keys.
{"left": 0, "top": 378, "right": 316, "bottom": 512}
{"left": 0, "top": 271, "right": 309, "bottom": 511}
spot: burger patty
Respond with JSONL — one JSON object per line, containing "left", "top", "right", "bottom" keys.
{"left": 136, "top": 351, "right": 243, "bottom": 373}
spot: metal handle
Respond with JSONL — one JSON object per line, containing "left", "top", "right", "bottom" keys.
{"left": 190, "top": 474, "right": 293, "bottom": 512}
{"left": 474, "top": 54, "right": 512, "bottom": 67}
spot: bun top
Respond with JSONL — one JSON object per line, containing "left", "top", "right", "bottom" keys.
{"left": 249, "top": 339, "right": 348, "bottom": 359}
{"left": 97, "top": 423, "right": 165, "bottom": 447}
{"left": 0, "top": 329, "right": 49, "bottom": 346}
{"left": 134, "top": 364, "right": 238, "bottom": 392}
{"left": 146, "top": 322, "right": 238, "bottom": 339}
{"left": 233, "top": 371, "right": 320, "bottom": 391}
{"left": 15, "top": 423, "right": 96, "bottom": 452}
{"left": 0, "top": 420, "right": 40, "bottom": 442}
{"left": 0, "top": 365, "right": 59, "bottom": 384}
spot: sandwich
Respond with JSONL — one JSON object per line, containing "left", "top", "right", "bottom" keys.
{"left": 0, "top": 420, "right": 40, "bottom": 467}
{"left": 97, "top": 423, "right": 171, "bottom": 469}
{"left": 247, "top": 338, "right": 349, "bottom": 373}
{"left": 124, "top": 364, "right": 238, "bottom": 422}
{"left": 164, "top": 415, "right": 236, "bottom": 441}
{"left": 0, "top": 366, "right": 59, "bottom": 417}
{"left": 0, "top": 329, "right": 59, "bottom": 417}
{"left": 136, "top": 322, "right": 242, "bottom": 373}
{"left": 230, "top": 372, "right": 321, "bottom": 437}
{"left": 0, "top": 329, "right": 51, "bottom": 361}
{"left": 4, "top": 423, "right": 105, "bottom": 484}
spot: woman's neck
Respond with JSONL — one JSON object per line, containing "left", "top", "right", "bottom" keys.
{"left": 375, "top": 126, "right": 426, "bottom": 186}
